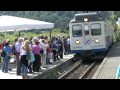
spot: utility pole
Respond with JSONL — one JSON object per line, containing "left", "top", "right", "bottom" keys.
{"left": 18, "top": 31, "right": 21, "bottom": 37}
{"left": 49, "top": 29, "right": 52, "bottom": 40}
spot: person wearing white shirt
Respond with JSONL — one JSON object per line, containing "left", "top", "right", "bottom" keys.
{"left": 67, "top": 36, "right": 71, "bottom": 54}
{"left": 41, "top": 39, "right": 48, "bottom": 68}
{"left": 15, "top": 37, "right": 24, "bottom": 75}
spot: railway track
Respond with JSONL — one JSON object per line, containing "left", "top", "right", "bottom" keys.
{"left": 79, "top": 61, "right": 96, "bottom": 79}
{"left": 58, "top": 60, "right": 82, "bottom": 79}
{"left": 58, "top": 60, "right": 98, "bottom": 79}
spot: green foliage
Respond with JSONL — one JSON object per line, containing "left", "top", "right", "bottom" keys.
{"left": 0, "top": 11, "right": 120, "bottom": 42}
{"left": 4, "top": 34, "right": 16, "bottom": 44}
{"left": 0, "top": 32, "right": 5, "bottom": 43}
{"left": 114, "top": 31, "right": 120, "bottom": 42}
{"left": 0, "top": 11, "right": 115, "bottom": 30}
{"left": 51, "top": 29, "right": 68, "bottom": 37}
{"left": 0, "top": 29, "right": 68, "bottom": 44}
{"left": 0, "top": 32, "right": 4, "bottom": 37}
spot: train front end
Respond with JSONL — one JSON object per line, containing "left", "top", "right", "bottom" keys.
{"left": 69, "top": 13, "right": 106, "bottom": 60}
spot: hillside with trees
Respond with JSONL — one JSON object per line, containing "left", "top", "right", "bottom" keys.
{"left": 0, "top": 11, "right": 116, "bottom": 29}
{"left": 0, "top": 11, "right": 120, "bottom": 42}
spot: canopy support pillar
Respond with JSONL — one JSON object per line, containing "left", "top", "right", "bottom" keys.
{"left": 18, "top": 30, "right": 21, "bottom": 37}
{"left": 49, "top": 29, "right": 52, "bottom": 40}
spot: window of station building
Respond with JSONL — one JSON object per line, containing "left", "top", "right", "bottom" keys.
{"left": 91, "top": 23, "right": 101, "bottom": 36}
{"left": 72, "top": 25, "right": 82, "bottom": 37}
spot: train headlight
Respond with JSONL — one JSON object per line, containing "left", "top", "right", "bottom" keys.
{"left": 75, "top": 40, "right": 80, "bottom": 44}
{"left": 84, "top": 18, "right": 88, "bottom": 22}
{"left": 95, "top": 39, "right": 99, "bottom": 43}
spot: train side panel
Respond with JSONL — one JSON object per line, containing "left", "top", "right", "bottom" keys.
{"left": 104, "top": 22, "right": 114, "bottom": 50}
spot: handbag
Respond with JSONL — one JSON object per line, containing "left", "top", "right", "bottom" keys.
{"left": 48, "top": 53, "right": 53, "bottom": 59}
{"left": 30, "top": 52, "right": 35, "bottom": 62}
{"left": 40, "top": 44, "right": 44, "bottom": 54}
{"left": 1, "top": 49, "right": 6, "bottom": 57}
{"left": 26, "top": 51, "right": 31, "bottom": 60}
{"left": 40, "top": 49, "right": 44, "bottom": 54}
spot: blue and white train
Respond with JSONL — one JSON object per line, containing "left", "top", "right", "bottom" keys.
{"left": 69, "top": 12, "right": 114, "bottom": 60}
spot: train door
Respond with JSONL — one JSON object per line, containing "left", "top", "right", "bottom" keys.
{"left": 83, "top": 24, "right": 91, "bottom": 50}
{"left": 70, "top": 24, "right": 83, "bottom": 51}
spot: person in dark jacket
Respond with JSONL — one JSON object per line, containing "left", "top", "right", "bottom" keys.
{"left": 51, "top": 38, "right": 58, "bottom": 62}
{"left": 2, "top": 42, "right": 12, "bottom": 73}
{"left": 58, "top": 37, "right": 63, "bottom": 59}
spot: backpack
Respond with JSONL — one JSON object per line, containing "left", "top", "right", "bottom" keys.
{"left": 1, "top": 49, "right": 6, "bottom": 57}
{"left": 11, "top": 44, "right": 17, "bottom": 55}
{"left": 51, "top": 42, "right": 57, "bottom": 49}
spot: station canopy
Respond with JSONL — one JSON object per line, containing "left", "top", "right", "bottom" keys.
{"left": 0, "top": 15, "right": 54, "bottom": 32}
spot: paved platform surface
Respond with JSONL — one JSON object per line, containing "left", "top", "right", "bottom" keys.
{"left": 92, "top": 42, "right": 120, "bottom": 79}
{"left": 0, "top": 54, "right": 74, "bottom": 79}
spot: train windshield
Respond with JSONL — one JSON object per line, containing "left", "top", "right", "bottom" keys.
{"left": 72, "top": 25, "right": 82, "bottom": 37}
{"left": 84, "top": 24, "right": 89, "bottom": 35}
{"left": 91, "top": 23, "right": 101, "bottom": 35}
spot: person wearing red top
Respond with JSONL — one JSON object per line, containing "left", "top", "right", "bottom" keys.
{"left": 0, "top": 40, "right": 6, "bottom": 50}
{"left": 46, "top": 41, "right": 52, "bottom": 64}
{"left": 0, "top": 40, "right": 6, "bottom": 62}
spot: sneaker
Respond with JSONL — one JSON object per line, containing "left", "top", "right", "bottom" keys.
{"left": 17, "top": 73, "right": 21, "bottom": 75}
{"left": 57, "top": 58, "right": 60, "bottom": 60}
{"left": 36, "top": 71, "right": 39, "bottom": 72}
{"left": 42, "top": 67, "right": 48, "bottom": 68}
{"left": 9, "top": 69, "right": 12, "bottom": 71}
{"left": 47, "top": 62, "right": 52, "bottom": 64}
{"left": 41, "top": 67, "right": 48, "bottom": 70}
{"left": 49, "top": 62, "right": 52, "bottom": 64}
{"left": 28, "top": 71, "right": 33, "bottom": 73}
{"left": 4, "top": 72, "right": 8, "bottom": 73}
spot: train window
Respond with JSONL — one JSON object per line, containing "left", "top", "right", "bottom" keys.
{"left": 72, "top": 25, "right": 82, "bottom": 37}
{"left": 91, "top": 23, "right": 101, "bottom": 35}
{"left": 84, "top": 24, "right": 89, "bottom": 35}
{"left": 84, "top": 25, "right": 89, "bottom": 30}
{"left": 84, "top": 31, "right": 89, "bottom": 35}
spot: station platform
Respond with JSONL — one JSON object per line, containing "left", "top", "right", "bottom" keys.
{"left": 0, "top": 54, "right": 74, "bottom": 79}
{"left": 92, "top": 42, "right": 120, "bottom": 79}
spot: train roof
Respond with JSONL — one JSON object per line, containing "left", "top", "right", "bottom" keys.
{"left": 69, "top": 12, "right": 114, "bottom": 29}
{"left": 71, "top": 12, "right": 105, "bottom": 23}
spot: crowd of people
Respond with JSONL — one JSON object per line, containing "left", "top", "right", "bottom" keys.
{"left": 0, "top": 35, "right": 71, "bottom": 79}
